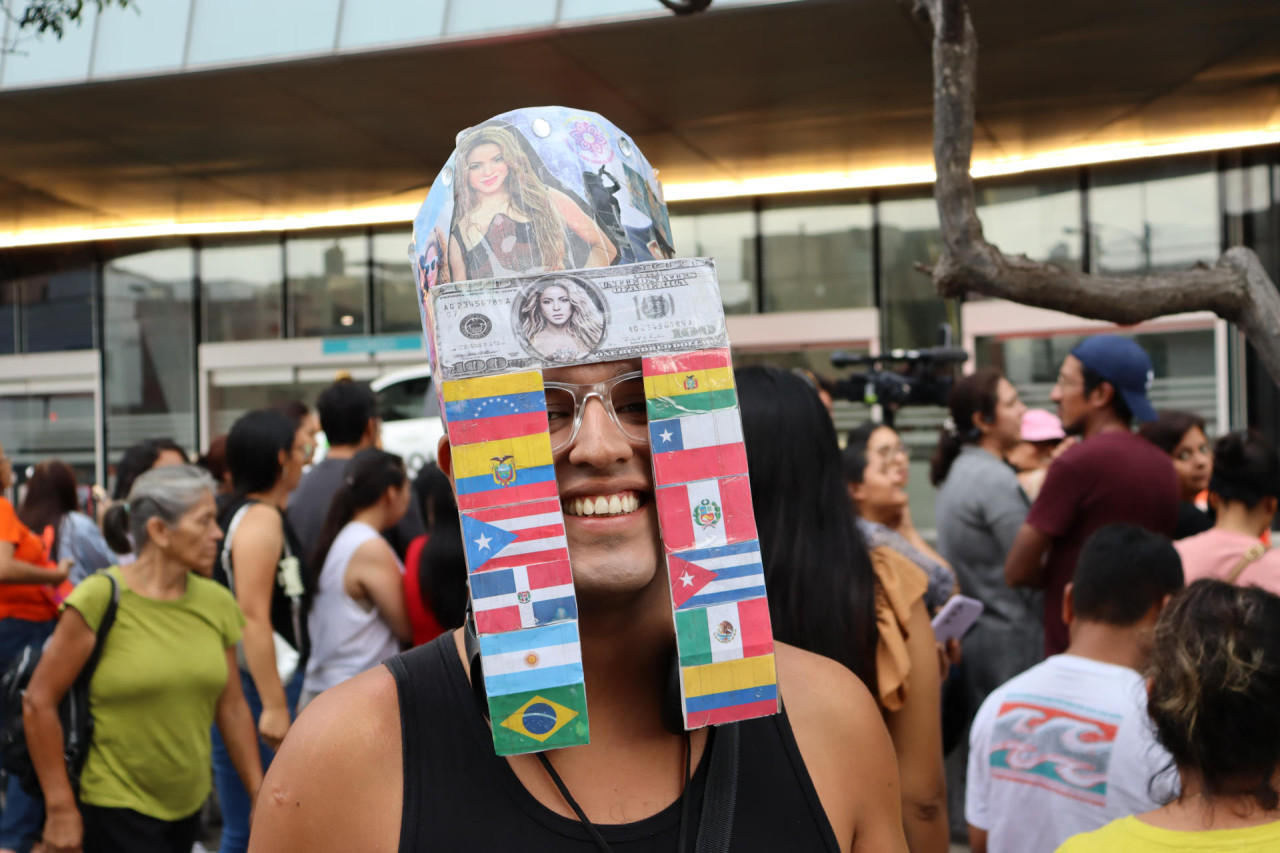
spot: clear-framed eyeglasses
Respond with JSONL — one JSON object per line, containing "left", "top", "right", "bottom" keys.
{"left": 543, "top": 371, "right": 650, "bottom": 453}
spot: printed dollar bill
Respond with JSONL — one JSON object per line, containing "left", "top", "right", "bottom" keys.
{"left": 426, "top": 258, "right": 728, "bottom": 381}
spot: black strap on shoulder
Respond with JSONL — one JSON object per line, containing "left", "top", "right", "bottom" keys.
{"left": 79, "top": 574, "right": 120, "bottom": 685}
{"left": 695, "top": 722, "right": 739, "bottom": 853}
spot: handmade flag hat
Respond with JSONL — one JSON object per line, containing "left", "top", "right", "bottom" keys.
{"left": 411, "top": 106, "right": 777, "bottom": 756}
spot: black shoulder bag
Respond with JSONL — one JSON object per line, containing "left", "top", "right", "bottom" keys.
{"left": 0, "top": 572, "right": 121, "bottom": 797}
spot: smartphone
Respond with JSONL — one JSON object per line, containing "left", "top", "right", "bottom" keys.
{"left": 931, "top": 595, "right": 984, "bottom": 645}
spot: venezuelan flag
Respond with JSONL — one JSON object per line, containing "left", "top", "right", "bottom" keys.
{"left": 442, "top": 372, "right": 551, "bottom": 446}
{"left": 451, "top": 433, "right": 558, "bottom": 511}
{"left": 682, "top": 652, "right": 778, "bottom": 728}
{"left": 643, "top": 348, "right": 737, "bottom": 420}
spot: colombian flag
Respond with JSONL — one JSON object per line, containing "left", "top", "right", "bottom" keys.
{"left": 441, "top": 372, "right": 550, "bottom": 446}
{"left": 648, "top": 410, "right": 747, "bottom": 486}
{"left": 656, "top": 475, "right": 757, "bottom": 553}
{"left": 450, "top": 433, "right": 558, "bottom": 511}
{"left": 643, "top": 349, "right": 737, "bottom": 420}
{"left": 675, "top": 597, "right": 774, "bottom": 668}
{"left": 682, "top": 653, "right": 778, "bottom": 728}
{"left": 489, "top": 682, "right": 590, "bottom": 756}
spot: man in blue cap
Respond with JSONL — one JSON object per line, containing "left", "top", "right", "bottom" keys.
{"left": 1004, "top": 335, "right": 1179, "bottom": 656}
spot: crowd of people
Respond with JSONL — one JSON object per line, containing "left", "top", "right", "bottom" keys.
{"left": 0, "top": 332, "right": 1278, "bottom": 852}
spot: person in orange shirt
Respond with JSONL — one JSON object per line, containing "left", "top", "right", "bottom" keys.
{"left": 0, "top": 440, "right": 71, "bottom": 853}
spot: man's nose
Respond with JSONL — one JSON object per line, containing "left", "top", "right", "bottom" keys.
{"left": 567, "top": 396, "right": 631, "bottom": 467}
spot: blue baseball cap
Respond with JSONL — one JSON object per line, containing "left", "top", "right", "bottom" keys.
{"left": 1069, "top": 335, "right": 1157, "bottom": 422}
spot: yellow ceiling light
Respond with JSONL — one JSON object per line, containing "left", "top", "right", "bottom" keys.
{"left": 0, "top": 127, "right": 1277, "bottom": 249}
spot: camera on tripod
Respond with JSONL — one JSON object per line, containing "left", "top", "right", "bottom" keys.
{"left": 830, "top": 325, "right": 968, "bottom": 426}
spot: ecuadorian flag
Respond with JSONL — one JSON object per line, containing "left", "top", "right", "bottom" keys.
{"left": 643, "top": 349, "right": 737, "bottom": 420}
{"left": 441, "top": 372, "right": 551, "bottom": 447}
{"left": 450, "top": 432, "right": 558, "bottom": 511}
{"left": 682, "top": 652, "right": 778, "bottom": 728}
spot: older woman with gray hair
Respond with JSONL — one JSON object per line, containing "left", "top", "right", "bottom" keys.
{"left": 23, "top": 465, "right": 262, "bottom": 853}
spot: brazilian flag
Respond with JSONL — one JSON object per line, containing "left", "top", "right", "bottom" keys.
{"left": 489, "top": 682, "right": 590, "bottom": 756}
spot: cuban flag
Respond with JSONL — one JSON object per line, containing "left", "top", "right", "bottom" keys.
{"left": 656, "top": 475, "right": 757, "bottom": 553}
{"left": 478, "top": 622, "right": 583, "bottom": 697}
{"left": 667, "top": 540, "right": 767, "bottom": 610}
{"left": 461, "top": 499, "right": 569, "bottom": 573}
{"left": 470, "top": 560, "right": 577, "bottom": 634}
{"left": 648, "top": 409, "right": 748, "bottom": 486}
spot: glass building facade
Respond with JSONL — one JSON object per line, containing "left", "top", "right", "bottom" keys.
{"left": 3, "top": 147, "right": 1279, "bottom": 516}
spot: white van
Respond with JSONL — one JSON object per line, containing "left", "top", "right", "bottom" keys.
{"left": 369, "top": 364, "right": 444, "bottom": 477}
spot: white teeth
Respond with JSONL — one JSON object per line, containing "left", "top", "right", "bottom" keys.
{"left": 562, "top": 493, "right": 642, "bottom": 517}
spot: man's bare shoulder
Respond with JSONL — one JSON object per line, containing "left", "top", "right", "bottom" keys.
{"left": 249, "top": 665, "right": 403, "bottom": 852}
{"left": 776, "top": 642, "right": 879, "bottom": 728}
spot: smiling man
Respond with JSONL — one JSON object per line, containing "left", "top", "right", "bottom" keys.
{"left": 248, "top": 108, "right": 906, "bottom": 853}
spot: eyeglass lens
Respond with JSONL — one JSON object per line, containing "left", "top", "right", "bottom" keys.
{"left": 544, "top": 375, "right": 650, "bottom": 450}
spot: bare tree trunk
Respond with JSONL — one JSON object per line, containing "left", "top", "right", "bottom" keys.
{"left": 902, "top": 0, "right": 1280, "bottom": 388}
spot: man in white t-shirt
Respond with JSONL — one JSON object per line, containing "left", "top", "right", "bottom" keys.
{"left": 966, "top": 524, "right": 1184, "bottom": 853}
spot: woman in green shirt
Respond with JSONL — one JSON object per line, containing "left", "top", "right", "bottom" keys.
{"left": 24, "top": 465, "right": 263, "bottom": 853}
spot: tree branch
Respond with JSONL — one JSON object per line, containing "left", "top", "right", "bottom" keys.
{"left": 900, "top": 0, "right": 1280, "bottom": 388}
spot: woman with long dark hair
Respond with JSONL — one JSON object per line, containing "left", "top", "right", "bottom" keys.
{"left": 402, "top": 462, "right": 466, "bottom": 645}
{"left": 1058, "top": 580, "right": 1280, "bottom": 851}
{"left": 212, "top": 409, "right": 313, "bottom": 853}
{"left": 302, "top": 449, "right": 412, "bottom": 707}
{"left": 738, "top": 365, "right": 947, "bottom": 853}
{"left": 25, "top": 466, "right": 262, "bottom": 853}
{"left": 932, "top": 369, "right": 1041, "bottom": 712}
{"left": 18, "top": 460, "right": 114, "bottom": 585}
{"left": 1139, "top": 411, "right": 1214, "bottom": 539}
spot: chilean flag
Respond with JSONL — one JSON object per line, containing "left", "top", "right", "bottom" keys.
{"left": 461, "top": 499, "right": 569, "bottom": 574}
{"left": 656, "top": 475, "right": 758, "bottom": 553}
{"left": 648, "top": 410, "right": 748, "bottom": 486}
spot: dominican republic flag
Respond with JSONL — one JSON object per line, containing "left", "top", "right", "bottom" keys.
{"left": 469, "top": 560, "right": 577, "bottom": 634}
{"left": 648, "top": 409, "right": 747, "bottom": 486}
{"left": 643, "top": 349, "right": 737, "bottom": 421}
{"left": 682, "top": 653, "right": 778, "bottom": 728}
{"left": 478, "top": 622, "right": 583, "bottom": 697}
{"left": 461, "top": 498, "right": 569, "bottom": 573}
{"left": 667, "top": 540, "right": 766, "bottom": 610}
{"left": 675, "top": 597, "right": 774, "bottom": 668}
{"left": 450, "top": 432, "right": 558, "bottom": 511}
{"left": 441, "top": 372, "right": 550, "bottom": 447}
{"left": 656, "top": 475, "right": 757, "bottom": 553}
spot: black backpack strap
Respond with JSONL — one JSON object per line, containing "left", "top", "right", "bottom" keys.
{"left": 694, "top": 722, "right": 740, "bottom": 853}
{"left": 77, "top": 574, "right": 120, "bottom": 686}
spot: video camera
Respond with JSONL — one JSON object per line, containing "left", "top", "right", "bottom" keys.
{"left": 829, "top": 325, "right": 968, "bottom": 426}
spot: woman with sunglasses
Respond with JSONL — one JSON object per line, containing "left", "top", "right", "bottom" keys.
{"left": 845, "top": 423, "right": 956, "bottom": 613}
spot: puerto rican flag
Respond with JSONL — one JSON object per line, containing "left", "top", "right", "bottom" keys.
{"left": 461, "top": 499, "right": 569, "bottom": 573}
{"left": 470, "top": 560, "right": 577, "bottom": 635}
{"left": 648, "top": 410, "right": 748, "bottom": 486}
{"left": 667, "top": 540, "right": 767, "bottom": 611}
{"left": 656, "top": 475, "right": 758, "bottom": 553}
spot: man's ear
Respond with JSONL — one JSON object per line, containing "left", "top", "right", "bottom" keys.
{"left": 1088, "top": 380, "right": 1116, "bottom": 412}
{"left": 437, "top": 435, "right": 455, "bottom": 486}
{"left": 1062, "top": 581, "right": 1075, "bottom": 627}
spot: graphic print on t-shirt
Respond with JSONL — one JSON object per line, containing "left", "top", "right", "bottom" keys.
{"left": 987, "top": 696, "right": 1121, "bottom": 806}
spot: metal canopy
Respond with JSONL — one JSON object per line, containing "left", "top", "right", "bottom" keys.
{"left": 0, "top": 0, "right": 1276, "bottom": 235}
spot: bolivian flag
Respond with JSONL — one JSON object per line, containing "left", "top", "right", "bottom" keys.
{"left": 642, "top": 348, "right": 737, "bottom": 420}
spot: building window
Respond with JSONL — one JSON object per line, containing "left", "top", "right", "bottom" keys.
{"left": 0, "top": 281, "right": 15, "bottom": 356}
{"left": 669, "top": 208, "right": 756, "bottom": 315}
{"left": 287, "top": 233, "right": 370, "bottom": 338}
{"left": 372, "top": 229, "right": 421, "bottom": 335}
{"left": 878, "top": 194, "right": 949, "bottom": 350}
{"left": 103, "top": 246, "right": 197, "bottom": 458}
{"left": 18, "top": 267, "right": 96, "bottom": 353}
{"left": 759, "top": 199, "right": 874, "bottom": 312}
{"left": 0, "top": 393, "right": 97, "bottom": 484}
{"left": 201, "top": 240, "right": 284, "bottom": 343}
{"left": 1088, "top": 155, "right": 1218, "bottom": 275}
{"left": 976, "top": 172, "right": 1083, "bottom": 271}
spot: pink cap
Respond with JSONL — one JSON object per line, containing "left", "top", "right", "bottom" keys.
{"left": 1022, "top": 409, "right": 1065, "bottom": 442}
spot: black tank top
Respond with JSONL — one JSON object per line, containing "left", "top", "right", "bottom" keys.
{"left": 386, "top": 636, "right": 841, "bottom": 852}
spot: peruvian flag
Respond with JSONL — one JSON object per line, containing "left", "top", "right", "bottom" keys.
{"left": 656, "top": 475, "right": 758, "bottom": 553}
